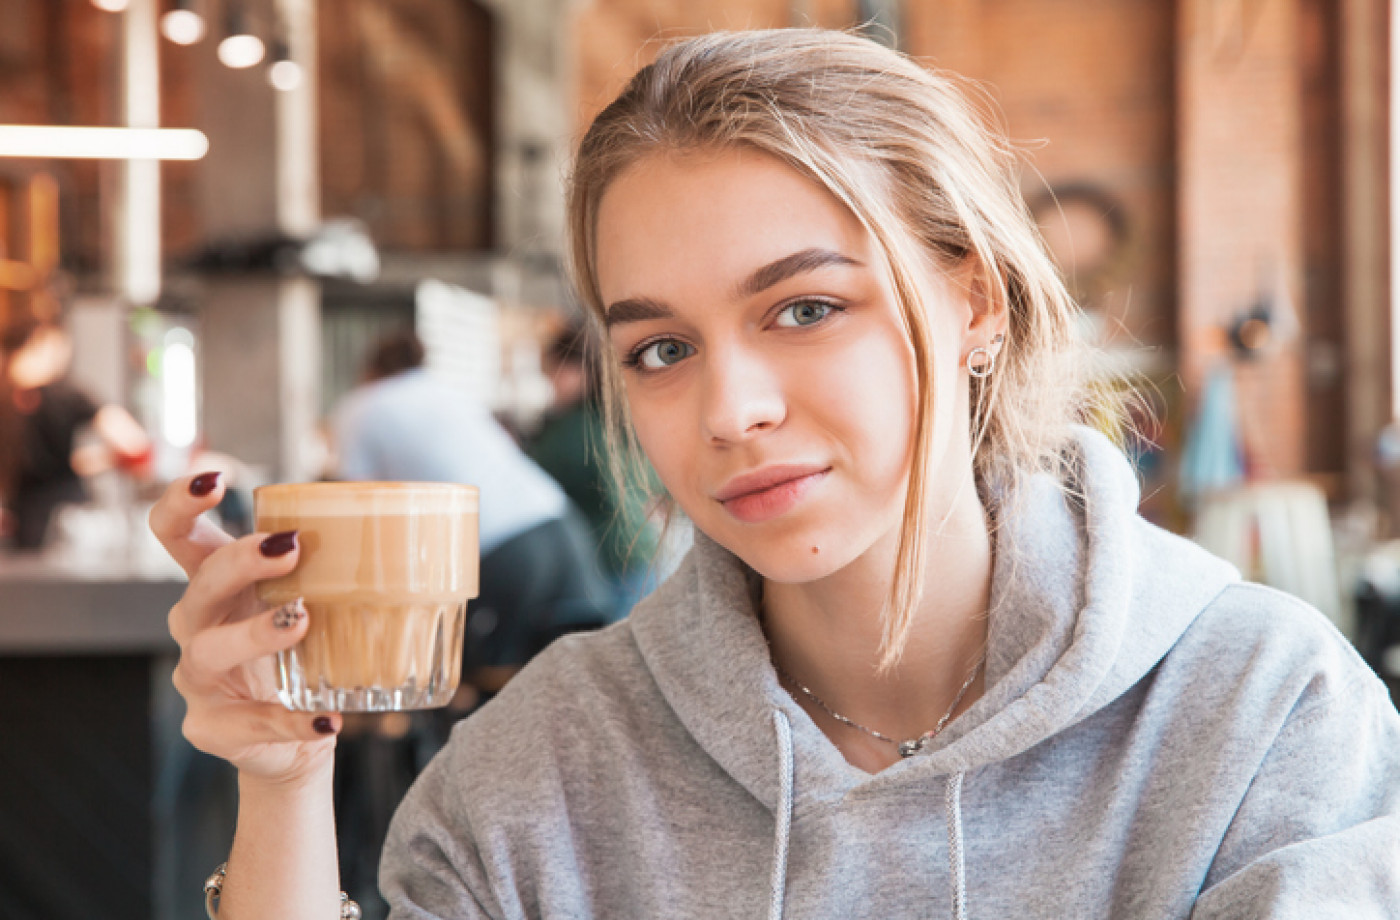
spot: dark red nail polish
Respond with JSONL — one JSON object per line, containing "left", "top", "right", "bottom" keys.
{"left": 313, "top": 716, "right": 336, "bottom": 735}
{"left": 189, "top": 472, "right": 221, "bottom": 497}
{"left": 259, "top": 530, "right": 298, "bottom": 557}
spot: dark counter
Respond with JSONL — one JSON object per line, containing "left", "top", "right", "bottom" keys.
{"left": 0, "top": 552, "right": 188, "bottom": 920}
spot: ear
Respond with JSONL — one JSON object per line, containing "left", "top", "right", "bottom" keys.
{"left": 957, "top": 257, "right": 1010, "bottom": 362}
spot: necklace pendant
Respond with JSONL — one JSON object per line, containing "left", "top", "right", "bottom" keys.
{"left": 897, "top": 739, "right": 922, "bottom": 758}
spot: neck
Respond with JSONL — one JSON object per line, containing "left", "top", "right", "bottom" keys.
{"left": 761, "top": 475, "right": 995, "bottom": 772}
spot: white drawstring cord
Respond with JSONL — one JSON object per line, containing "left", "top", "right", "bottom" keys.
{"left": 945, "top": 771, "right": 969, "bottom": 920}
{"left": 769, "top": 710, "right": 794, "bottom": 920}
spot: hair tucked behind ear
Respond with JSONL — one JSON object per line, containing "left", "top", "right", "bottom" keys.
{"left": 567, "top": 28, "right": 1101, "bottom": 671}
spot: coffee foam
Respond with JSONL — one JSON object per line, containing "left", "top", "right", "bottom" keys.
{"left": 255, "top": 482, "right": 478, "bottom": 517}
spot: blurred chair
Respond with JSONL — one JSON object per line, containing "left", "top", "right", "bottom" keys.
{"left": 1192, "top": 481, "right": 1342, "bottom": 627}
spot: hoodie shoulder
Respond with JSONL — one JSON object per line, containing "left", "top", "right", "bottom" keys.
{"left": 1180, "top": 579, "right": 1383, "bottom": 710}
{"left": 447, "top": 619, "right": 667, "bottom": 771}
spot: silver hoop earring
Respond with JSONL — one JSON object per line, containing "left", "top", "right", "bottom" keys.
{"left": 966, "top": 346, "right": 996, "bottom": 378}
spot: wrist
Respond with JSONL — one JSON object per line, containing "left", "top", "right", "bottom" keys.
{"left": 222, "top": 760, "right": 343, "bottom": 919}
{"left": 237, "top": 756, "right": 335, "bottom": 801}
{"left": 205, "top": 860, "right": 361, "bottom": 920}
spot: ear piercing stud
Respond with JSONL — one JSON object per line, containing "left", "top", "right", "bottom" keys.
{"left": 966, "top": 334, "right": 1005, "bottom": 378}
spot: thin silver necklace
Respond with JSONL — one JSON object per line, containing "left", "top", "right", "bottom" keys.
{"left": 770, "top": 648, "right": 986, "bottom": 758}
{"left": 759, "top": 505, "right": 996, "bottom": 758}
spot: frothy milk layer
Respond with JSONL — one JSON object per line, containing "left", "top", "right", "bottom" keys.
{"left": 255, "top": 483, "right": 480, "bottom": 602}
{"left": 255, "top": 482, "right": 478, "bottom": 517}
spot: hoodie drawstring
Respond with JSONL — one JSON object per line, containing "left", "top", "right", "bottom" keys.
{"left": 945, "top": 771, "right": 969, "bottom": 920}
{"left": 768, "top": 714, "right": 967, "bottom": 920}
{"left": 769, "top": 710, "right": 794, "bottom": 920}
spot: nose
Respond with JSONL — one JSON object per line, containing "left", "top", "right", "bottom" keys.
{"left": 700, "top": 344, "right": 787, "bottom": 444}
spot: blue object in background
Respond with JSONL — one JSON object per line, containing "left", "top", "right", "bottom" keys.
{"left": 1180, "top": 363, "right": 1245, "bottom": 504}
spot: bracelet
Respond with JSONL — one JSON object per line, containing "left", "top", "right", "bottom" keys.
{"left": 204, "top": 861, "right": 362, "bottom": 919}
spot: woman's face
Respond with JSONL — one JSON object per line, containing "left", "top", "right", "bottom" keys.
{"left": 596, "top": 148, "right": 982, "bottom": 583}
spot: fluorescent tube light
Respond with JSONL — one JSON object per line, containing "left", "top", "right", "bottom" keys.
{"left": 0, "top": 126, "right": 209, "bottom": 160}
{"left": 162, "top": 329, "right": 198, "bottom": 449}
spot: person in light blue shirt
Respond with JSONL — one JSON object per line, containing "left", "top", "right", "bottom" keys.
{"left": 332, "top": 329, "right": 613, "bottom": 672}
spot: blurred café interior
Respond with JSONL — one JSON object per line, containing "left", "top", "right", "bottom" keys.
{"left": 3, "top": 0, "right": 1400, "bottom": 917}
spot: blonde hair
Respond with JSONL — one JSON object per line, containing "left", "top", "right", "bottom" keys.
{"left": 567, "top": 28, "right": 1093, "bottom": 669}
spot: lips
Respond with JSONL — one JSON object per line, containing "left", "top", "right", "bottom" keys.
{"left": 714, "top": 464, "right": 830, "bottom": 524}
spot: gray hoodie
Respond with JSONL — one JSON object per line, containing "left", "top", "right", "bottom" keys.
{"left": 381, "top": 427, "right": 1400, "bottom": 918}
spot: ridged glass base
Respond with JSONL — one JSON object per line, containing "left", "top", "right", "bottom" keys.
{"left": 276, "top": 600, "right": 466, "bottom": 712}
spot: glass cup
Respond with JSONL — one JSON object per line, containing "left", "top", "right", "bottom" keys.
{"left": 253, "top": 482, "right": 479, "bottom": 712}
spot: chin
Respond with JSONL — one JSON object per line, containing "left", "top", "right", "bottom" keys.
{"left": 706, "top": 518, "right": 868, "bottom": 585}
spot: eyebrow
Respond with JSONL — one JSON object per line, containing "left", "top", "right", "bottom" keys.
{"left": 734, "top": 247, "right": 862, "bottom": 300}
{"left": 603, "top": 247, "right": 862, "bottom": 328}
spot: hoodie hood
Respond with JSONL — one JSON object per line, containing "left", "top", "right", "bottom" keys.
{"left": 628, "top": 425, "right": 1241, "bottom": 814}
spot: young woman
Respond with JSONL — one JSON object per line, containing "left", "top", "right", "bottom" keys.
{"left": 152, "top": 29, "right": 1400, "bottom": 920}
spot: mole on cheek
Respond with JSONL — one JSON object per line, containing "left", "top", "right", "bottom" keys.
{"left": 811, "top": 546, "right": 820, "bottom": 555}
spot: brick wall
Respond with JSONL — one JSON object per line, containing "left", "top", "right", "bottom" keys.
{"left": 1300, "top": 0, "right": 1347, "bottom": 479}
{"left": 571, "top": 0, "right": 803, "bottom": 128}
{"left": 906, "top": 0, "right": 1177, "bottom": 354}
{"left": 1176, "top": 0, "right": 1307, "bottom": 477}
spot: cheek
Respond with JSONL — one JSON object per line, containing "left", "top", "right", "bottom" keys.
{"left": 625, "top": 387, "right": 693, "bottom": 494}
{"left": 821, "top": 327, "right": 919, "bottom": 486}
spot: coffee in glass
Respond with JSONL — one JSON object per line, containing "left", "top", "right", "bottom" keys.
{"left": 254, "top": 481, "right": 479, "bottom": 712}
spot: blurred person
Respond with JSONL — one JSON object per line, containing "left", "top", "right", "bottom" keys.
{"left": 528, "top": 320, "right": 660, "bottom": 616}
{"left": 327, "top": 328, "right": 616, "bottom": 912}
{"left": 331, "top": 328, "right": 613, "bottom": 679}
{"left": 0, "top": 316, "right": 151, "bottom": 550}
{"left": 154, "top": 29, "right": 1400, "bottom": 920}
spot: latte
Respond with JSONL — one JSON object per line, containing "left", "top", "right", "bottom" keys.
{"left": 255, "top": 482, "right": 479, "bottom": 712}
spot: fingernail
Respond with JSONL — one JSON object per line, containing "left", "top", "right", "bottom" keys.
{"left": 259, "top": 530, "right": 298, "bottom": 557}
{"left": 272, "top": 599, "right": 306, "bottom": 629}
{"left": 313, "top": 716, "right": 336, "bottom": 735}
{"left": 189, "top": 472, "right": 221, "bottom": 497}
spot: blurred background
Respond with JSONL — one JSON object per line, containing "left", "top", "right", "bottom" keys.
{"left": 2, "top": 1, "right": 1400, "bottom": 918}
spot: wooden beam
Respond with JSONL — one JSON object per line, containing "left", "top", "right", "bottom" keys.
{"left": 1340, "top": 0, "right": 1389, "bottom": 502}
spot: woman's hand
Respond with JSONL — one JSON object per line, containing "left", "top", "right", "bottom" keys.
{"left": 150, "top": 472, "right": 342, "bottom": 785}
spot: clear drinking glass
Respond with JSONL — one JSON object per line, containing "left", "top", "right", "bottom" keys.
{"left": 254, "top": 482, "right": 479, "bottom": 712}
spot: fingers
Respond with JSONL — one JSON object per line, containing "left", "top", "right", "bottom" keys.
{"left": 177, "top": 599, "right": 309, "bottom": 687}
{"left": 172, "top": 530, "right": 301, "bottom": 640}
{"left": 149, "top": 472, "right": 235, "bottom": 577}
{"left": 182, "top": 699, "right": 342, "bottom": 756}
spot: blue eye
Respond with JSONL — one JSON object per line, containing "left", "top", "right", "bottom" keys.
{"left": 635, "top": 339, "right": 695, "bottom": 370}
{"left": 776, "top": 300, "right": 834, "bottom": 327}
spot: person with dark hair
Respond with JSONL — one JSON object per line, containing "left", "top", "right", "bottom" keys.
{"left": 0, "top": 317, "right": 150, "bottom": 550}
{"left": 331, "top": 328, "right": 614, "bottom": 677}
{"left": 363, "top": 329, "right": 425, "bottom": 382}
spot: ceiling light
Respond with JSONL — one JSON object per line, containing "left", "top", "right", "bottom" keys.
{"left": 268, "top": 40, "right": 301, "bottom": 91}
{"left": 92, "top": 0, "right": 130, "bottom": 11}
{"left": 218, "top": 3, "right": 264, "bottom": 69}
{"left": 161, "top": 1, "right": 206, "bottom": 45}
{"left": 269, "top": 59, "right": 302, "bottom": 92}
{"left": 218, "top": 34, "right": 265, "bottom": 68}
{"left": 0, "top": 126, "right": 210, "bottom": 160}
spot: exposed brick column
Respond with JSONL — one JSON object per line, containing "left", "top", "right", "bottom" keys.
{"left": 1340, "top": 0, "right": 1392, "bottom": 503}
{"left": 1176, "top": 0, "right": 1307, "bottom": 478}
